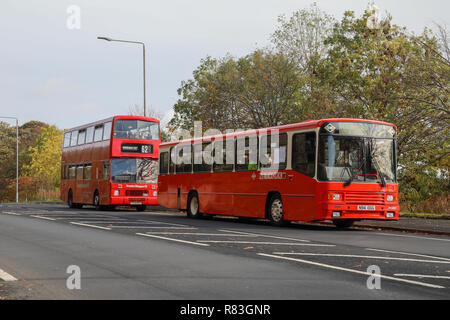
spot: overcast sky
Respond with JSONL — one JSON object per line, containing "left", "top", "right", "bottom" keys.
{"left": 0, "top": 0, "right": 448, "bottom": 130}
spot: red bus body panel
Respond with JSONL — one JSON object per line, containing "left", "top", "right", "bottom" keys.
{"left": 158, "top": 118, "right": 400, "bottom": 223}
{"left": 61, "top": 115, "right": 160, "bottom": 207}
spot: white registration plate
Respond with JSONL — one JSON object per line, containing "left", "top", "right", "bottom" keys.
{"left": 130, "top": 202, "right": 142, "bottom": 205}
{"left": 358, "top": 205, "right": 376, "bottom": 211}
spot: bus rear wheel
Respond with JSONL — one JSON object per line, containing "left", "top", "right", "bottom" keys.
{"left": 93, "top": 191, "right": 102, "bottom": 210}
{"left": 187, "top": 192, "right": 202, "bottom": 219}
{"left": 267, "top": 194, "right": 287, "bottom": 227}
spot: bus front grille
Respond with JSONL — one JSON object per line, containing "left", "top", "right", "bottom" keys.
{"left": 126, "top": 190, "right": 144, "bottom": 197}
{"left": 345, "top": 192, "right": 385, "bottom": 204}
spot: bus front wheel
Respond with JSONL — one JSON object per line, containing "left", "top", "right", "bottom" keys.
{"left": 267, "top": 194, "right": 287, "bottom": 227}
{"left": 187, "top": 192, "right": 202, "bottom": 219}
{"left": 333, "top": 220, "right": 355, "bottom": 229}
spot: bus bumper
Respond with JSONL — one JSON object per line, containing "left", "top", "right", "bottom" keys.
{"left": 110, "top": 196, "right": 158, "bottom": 206}
{"left": 323, "top": 203, "right": 400, "bottom": 220}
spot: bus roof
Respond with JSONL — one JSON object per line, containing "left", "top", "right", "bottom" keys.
{"left": 64, "top": 115, "right": 160, "bottom": 133}
{"left": 161, "top": 118, "right": 396, "bottom": 147}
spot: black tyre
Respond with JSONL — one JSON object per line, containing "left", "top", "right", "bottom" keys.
{"left": 333, "top": 220, "right": 355, "bottom": 229}
{"left": 187, "top": 192, "right": 202, "bottom": 219}
{"left": 136, "top": 205, "right": 147, "bottom": 212}
{"left": 267, "top": 194, "right": 287, "bottom": 227}
{"left": 93, "top": 191, "right": 101, "bottom": 210}
{"left": 68, "top": 190, "right": 76, "bottom": 209}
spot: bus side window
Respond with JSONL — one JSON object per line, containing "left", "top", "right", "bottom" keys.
{"left": 69, "top": 165, "right": 76, "bottom": 180}
{"left": 176, "top": 144, "right": 192, "bottom": 174}
{"left": 193, "top": 143, "right": 213, "bottom": 173}
{"left": 102, "top": 161, "right": 109, "bottom": 180}
{"left": 213, "top": 139, "right": 234, "bottom": 172}
{"left": 86, "top": 126, "right": 94, "bottom": 144}
{"left": 63, "top": 132, "right": 71, "bottom": 148}
{"left": 292, "top": 132, "right": 316, "bottom": 177}
{"left": 169, "top": 147, "right": 175, "bottom": 174}
{"left": 76, "top": 164, "right": 84, "bottom": 181}
{"left": 159, "top": 152, "right": 169, "bottom": 174}
{"left": 84, "top": 164, "right": 92, "bottom": 180}
{"left": 236, "top": 136, "right": 258, "bottom": 171}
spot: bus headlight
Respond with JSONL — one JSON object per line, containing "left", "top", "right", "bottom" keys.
{"left": 114, "top": 190, "right": 120, "bottom": 196}
{"left": 387, "top": 195, "right": 394, "bottom": 202}
{"left": 153, "top": 191, "right": 157, "bottom": 197}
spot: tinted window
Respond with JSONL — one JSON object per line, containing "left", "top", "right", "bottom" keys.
{"left": 159, "top": 152, "right": 169, "bottom": 174}
{"left": 175, "top": 144, "right": 192, "bottom": 173}
{"left": 103, "top": 122, "right": 112, "bottom": 140}
{"left": 94, "top": 125, "right": 103, "bottom": 142}
{"left": 236, "top": 136, "right": 258, "bottom": 171}
{"left": 76, "top": 165, "right": 84, "bottom": 180}
{"left": 70, "top": 131, "right": 78, "bottom": 147}
{"left": 114, "top": 120, "right": 160, "bottom": 140}
{"left": 292, "top": 132, "right": 316, "bottom": 177}
{"left": 69, "top": 165, "right": 76, "bottom": 179}
{"left": 103, "top": 161, "right": 109, "bottom": 180}
{"left": 260, "top": 133, "right": 287, "bottom": 170}
{"left": 63, "top": 132, "right": 71, "bottom": 148}
{"left": 213, "top": 139, "right": 234, "bottom": 172}
{"left": 83, "top": 164, "right": 92, "bottom": 180}
{"left": 193, "top": 143, "right": 213, "bottom": 173}
{"left": 86, "top": 126, "right": 94, "bottom": 143}
{"left": 77, "top": 130, "right": 86, "bottom": 145}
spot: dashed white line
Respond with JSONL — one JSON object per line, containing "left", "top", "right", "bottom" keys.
{"left": 0, "top": 269, "right": 18, "bottom": 281}
{"left": 218, "top": 229, "right": 310, "bottom": 243}
{"left": 144, "top": 232, "right": 257, "bottom": 237}
{"left": 136, "top": 233, "right": 210, "bottom": 246}
{"left": 2, "top": 211, "right": 21, "bottom": 216}
{"left": 366, "top": 248, "right": 450, "bottom": 262}
{"left": 30, "top": 215, "right": 57, "bottom": 221}
{"left": 394, "top": 274, "right": 450, "bottom": 280}
{"left": 198, "top": 241, "right": 334, "bottom": 246}
{"left": 257, "top": 253, "right": 445, "bottom": 289}
{"left": 271, "top": 253, "right": 450, "bottom": 264}
{"left": 70, "top": 222, "right": 111, "bottom": 230}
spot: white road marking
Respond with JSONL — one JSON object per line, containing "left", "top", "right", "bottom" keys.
{"left": 258, "top": 253, "right": 445, "bottom": 289}
{"left": 136, "top": 233, "right": 209, "bottom": 247}
{"left": 271, "top": 252, "right": 450, "bottom": 264}
{"left": 394, "top": 274, "right": 450, "bottom": 280}
{"left": 144, "top": 232, "right": 257, "bottom": 237}
{"left": 0, "top": 269, "right": 18, "bottom": 281}
{"left": 366, "top": 248, "right": 450, "bottom": 262}
{"left": 198, "top": 241, "right": 334, "bottom": 246}
{"left": 138, "top": 220, "right": 190, "bottom": 227}
{"left": 373, "top": 232, "right": 450, "bottom": 242}
{"left": 218, "top": 229, "right": 310, "bottom": 243}
{"left": 2, "top": 211, "right": 21, "bottom": 216}
{"left": 70, "top": 222, "right": 111, "bottom": 230}
{"left": 30, "top": 215, "right": 57, "bottom": 221}
{"left": 109, "top": 226, "right": 197, "bottom": 229}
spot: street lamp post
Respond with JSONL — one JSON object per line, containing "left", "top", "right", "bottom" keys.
{"left": 0, "top": 116, "right": 19, "bottom": 203}
{"left": 97, "top": 36, "right": 147, "bottom": 117}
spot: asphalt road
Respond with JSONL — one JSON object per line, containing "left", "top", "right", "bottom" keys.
{"left": 0, "top": 203, "right": 449, "bottom": 300}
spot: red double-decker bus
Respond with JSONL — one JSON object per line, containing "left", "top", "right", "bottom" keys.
{"left": 157, "top": 119, "right": 399, "bottom": 228}
{"left": 60, "top": 115, "right": 160, "bottom": 211}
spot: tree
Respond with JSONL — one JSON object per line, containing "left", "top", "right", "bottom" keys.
{"left": 169, "top": 50, "right": 304, "bottom": 133}
{"left": 23, "top": 126, "right": 63, "bottom": 191}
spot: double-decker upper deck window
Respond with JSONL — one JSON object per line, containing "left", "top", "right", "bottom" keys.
{"left": 114, "top": 120, "right": 160, "bottom": 141}
{"left": 94, "top": 125, "right": 103, "bottom": 142}
{"left": 77, "top": 130, "right": 86, "bottom": 145}
{"left": 63, "top": 132, "right": 71, "bottom": 148}
{"left": 70, "top": 130, "right": 78, "bottom": 147}
{"left": 103, "top": 122, "right": 112, "bottom": 140}
{"left": 86, "top": 126, "right": 94, "bottom": 143}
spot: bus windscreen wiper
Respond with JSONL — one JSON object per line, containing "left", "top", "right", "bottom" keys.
{"left": 344, "top": 166, "right": 354, "bottom": 187}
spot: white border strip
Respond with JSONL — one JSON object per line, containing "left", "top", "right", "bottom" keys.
{"left": 257, "top": 253, "right": 445, "bottom": 289}
{"left": 31, "top": 215, "right": 57, "bottom": 221}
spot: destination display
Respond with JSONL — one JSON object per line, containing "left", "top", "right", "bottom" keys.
{"left": 121, "top": 143, "right": 153, "bottom": 154}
